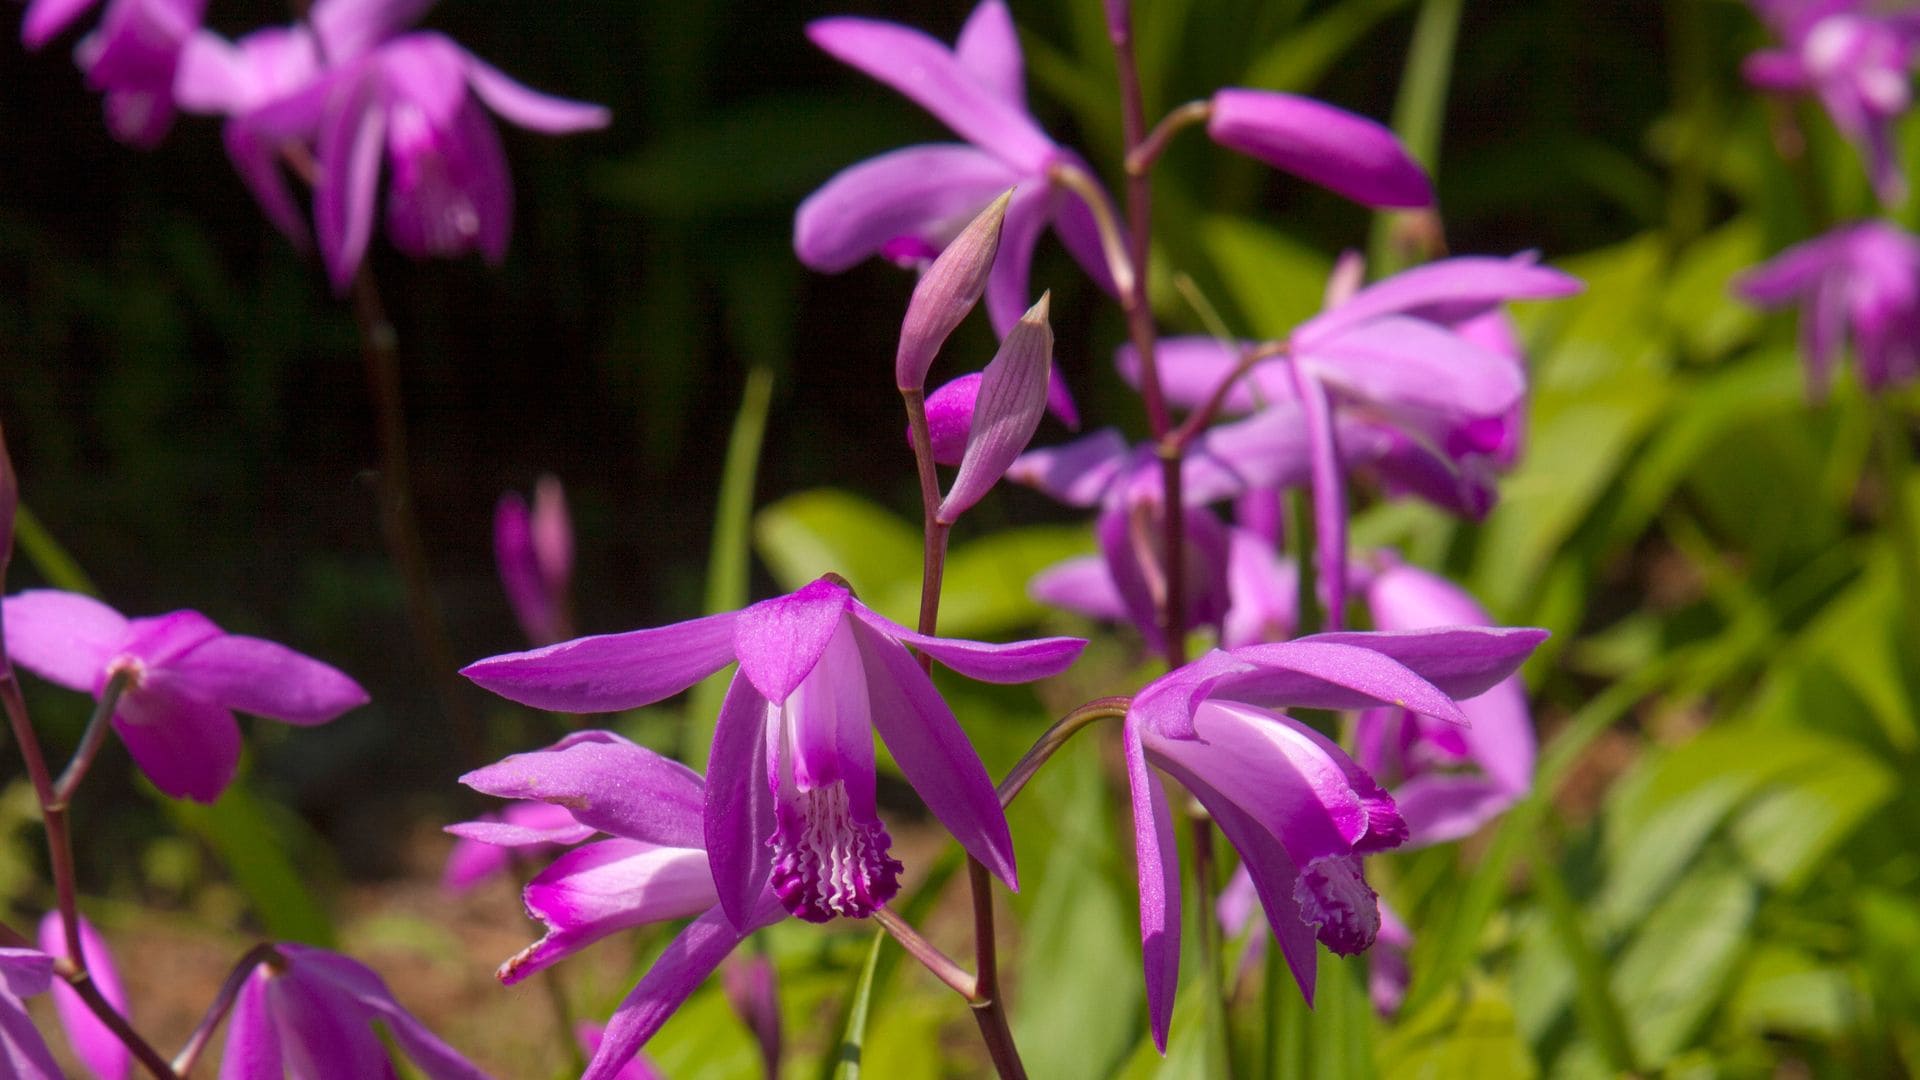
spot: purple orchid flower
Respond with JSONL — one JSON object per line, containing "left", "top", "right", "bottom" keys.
{"left": 174, "top": 0, "right": 609, "bottom": 291}
{"left": 1744, "top": 1, "right": 1920, "bottom": 205}
{"left": 1216, "top": 868, "right": 1410, "bottom": 1016}
{"left": 461, "top": 577, "right": 1084, "bottom": 929}
{"left": 1014, "top": 413, "right": 1316, "bottom": 652}
{"left": 795, "top": 0, "right": 1118, "bottom": 337}
{"left": 1352, "top": 560, "right": 1535, "bottom": 846}
{"left": 1115, "top": 254, "right": 1579, "bottom": 625}
{"left": 0, "top": 947, "right": 62, "bottom": 1080}
{"left": 218, "top": 944, "right": 489, "bottom": 1079}
{"left": 38, "top": 913, "right": 128, "bottom": 1080}
{"left": 494, "top": 475, "right": 574, "bottom": 647}
{"left": 457, "top": 730, "right": 788, "bottom": 1080}
{"left": 1735, "top": 219, "right": 1920, "bottom": 397}
{"left": 21, "top": 0, "right": 205, "bottom": 147}
{"left": 1123, "top": 625, "right": 1546, "bottom": 1049}
{"left": 440, "top": 799, "right": 593, "bottom": 893}
{"left": 0, "top": 590, "right": 369, "bottom": 803}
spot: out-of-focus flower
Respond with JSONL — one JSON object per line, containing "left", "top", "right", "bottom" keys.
{"left": 495, "top": 475, "right": 574, "bottom": 647}
{"left": 722, "top": 954, "right": 782, "bottom": 1079}
{"left": 1204, "top": 89, "right": 1432, "bottom": 208}
{"left": 22, "top": 0, "right": 205, "bottom": 147}
{"left": 1735, "top": 219, "right": 1920, "bottom": 396}
{"left": 461, "top": 577, "right": 1083, "bottom": 927}
{"left": 38, "top": 913, "right": 128, "bottom": 1080}
{"left": 1123, "top": 625, "right": 1545, "bottom": 1049}
{"left": 176, "top": 0, "right": 608, "bottom": 290}
{"left": 1016, "top": 416, "right": 1315, "bottom": 652}
{"left": 219, "top": 944, "right": 489, "bottom": 1078}
{"left": 1744, "top": 1, "right": 1920, "bottom": 204}
{"left": 795, "top": 0, "right": 1117, "bottom": 335}
{"left": 1217, "top": 871, "right": 1411, "bottom": 1018}
{"left": 896, "top": 191, "right": 1011, "bottom": 393}
{"left": 441, "top": 799, "right": 593, "bottom": 893}
{"left": 459, "top": 731, "right": 785, "bottom": 1080}
{"left": 1353, "top": 560, "right": 1535, "bottom": 845}
{"left": 0, "top": 590, "right": 368, "bottom": 802}
{"left": 0, "top": 947, "right": 62, "bottom": 1080}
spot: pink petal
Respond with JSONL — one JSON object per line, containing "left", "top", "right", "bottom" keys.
{"left": 502, "top": 839, "right": 717, "bottom": 984}
{"left": 1029, "top": 555, "right": 1129, "bottom": 622}
{"left": 851, "top": 604, "right": 1085, "bottom": 684}
{"left": 1296, "top": 625, "right": 1547, "bottom": 702}
{"left": 982, "top": 178, "right": 1052, "bottom": 335}
{"left": 222, "top": 120, "right": 311, "bottom": 248}
{"left": 953, "top": 0, "right": 1025, "bottom": 109}
{"left": 215, "top": 972, "right": 280, "bottom": 1080}
{"left": 1299, "top": 316, "right": 1526, "bottom": 420}
{"left": 461, "top": 610, "right": 738, "bottom": 713}
{"left": 460, "top": 730, "right": 706, "bottom": 847}
{"left": 307, "top": 0, "right": 430, "bottom": 62}
{"left": 1122, "top": 723, "right": 1181, "bottom": 1052}
{"left": 1, "top": 590, "right": 127, "bottom": 692}
{"left": 703, "top": 673, "right": 777, "bottom": 931}
{"left": 1207, "top": 88, "right": 1431, "bottom": 208}
{"left": 1006, "top": 428, "right": 1132, "bottom": 507}
{"left": 38, "top": 913, "right": 128, "bottom": 1080}
{"left": 939, "top": 293, "right": 1054, "bottom": 521}
{"left": 21, "top": 0, "right": 100, "bottom": 49}
{"left": 896, "top": 192, "right": 1011, "bottom": 392}
{"left": 806, "top": 14, "right": 1055, "bottom": 172}
{"left": 112, "top": 678, "right": 242, "bottom": 803}
{"left": 850, "top": 618, "right": 1016, "bottom": 889}
{"left": 169, "top": 634, "right": 367, "bottom": 726}
{"left": 463, "top": 52, "right": 610, "bottom": 133}
{"left": 274, "top": 945, "right": 490, "bottom": 1080}
{"left": 1295, "top": 256, "right": 1582, "bottom": 346}
{"left": 732, "top": 579, "right": 852, "bottom": 704}
{"left": 314, "top": 68, "right": 387, "bottom": 293}
{"left": 1290, "top": 365, "right": 1349, "bottom": 628}
{"left": 795, "top": 145, "right": 1023, "bottom": 274}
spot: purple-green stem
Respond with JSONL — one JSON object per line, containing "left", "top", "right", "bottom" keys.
{"left": 900, "top": 387, "right": 1026, "bottom": 1080}
{"left": 171, "top": 943, "right": 284, "bottom": 1075}
{"left": 53, "top": 668, "right": 131, "bottom": 806}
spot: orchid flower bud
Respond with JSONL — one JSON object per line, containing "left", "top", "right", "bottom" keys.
{"left": 495, "top": 475, "right": 575, "bottom": 646}
{"left": 723, "top": 954, "right": 783, "bottom": 1078}
{"left": 1205, "top": 89, "right": 1432, "bottom": 208}
{"left": 896, "top": 190, "right": 1013, "bottom": 392}
{"left": 938, "top": 292, "right": 1053, "bottom": 523}
{"left": 924, "top": 372, "right": 984, "bottom": 467}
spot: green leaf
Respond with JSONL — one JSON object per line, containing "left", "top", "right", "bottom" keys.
{"left": 165, "top": 778, "right": 334, "bottom": 946}
{"left": 939, "top": 526, "right": 1096, "bottom": 639}
{"left": 1609, "top": 859, "right": 1758, "bottom": 1065}
{"left": 1377, "top": 977, "right": 1536, "bottom": 1080}
{"left": 830, "top": 931, "right": 886, "bottom": 1080}
{"left": 1240, "top": 0, "right": 1415, "bottom": 93}
{"left": 1727, "top": 944, "right": 1856, "bottom": 1041}
{"left": 1196, "top": 215, "right": 1333, "bottom": 339}
{"left": 1727, "top": 734, "right": 1894, "bottom": 890}
{"left": 10, "top": 505, "right": 99, "bottom": 595}
{"left": 753, "top": 489, "right": 921, "bottom": 625}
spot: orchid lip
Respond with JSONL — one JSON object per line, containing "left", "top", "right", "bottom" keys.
{"left": 767, "top": 780, "right": 902, "bottom": 922}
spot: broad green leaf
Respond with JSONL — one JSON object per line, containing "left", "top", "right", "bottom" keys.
{"left": 1377, "top": 977, "right": 1535, "bottom": 1080}
{"left": 1197, "top": 215, "right": 1333, "bottom": 339}
{"left": 938, "top": 525, "right": 1096, "bottom": 639}
{"left": 1659, "top": 219, "right": 1764, "bottom": 362}
{"left": 165, "top": 778, "right": 334, "bottom": 946}
{"left": 1728, "top": 734, "right": 1894, "bottom": 890}
{"left": 1240, "top": 0, "right": 1415, "bottom": 94}
{"left": 753, "top": 489, "right": 921, "bottom": 625}
{"left": 1609, "top": 860, "right": 1757, "bottom": 1065}
{"left": 1727, "top": 944, "right": 1855, "bottom": 1040}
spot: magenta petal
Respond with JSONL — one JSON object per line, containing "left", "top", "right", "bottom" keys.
{"left": 462, "top": 53, "right": 610, "bottom": 133}
{"left": 953, "top": 0, "right": 1025, "bottom": 108}
{"left": 169, "top": 634, "right": 367, "bottom": 726}
{"left": 223, "top": 121, "right": 311, "bottom": 249}
{"left": 314, "top": 69, "right": 386, "bottom": 293}
{"left": 852, "top": 605, "right": 1084, "bottom": 684}
{"left": 1029, "top": 555, "right": 1129, "bottom": 622}
{"left": 1289, "top": 365, "right": 1349, "bottom": 628}
{"left": 1007, "top": 428, "right": 1132, "bottom": 507}
{"left": 21, "top": 0, "right": 100, "bottom": 48}
{"left": 704, "top": 673, "right": 776, "bottom": 931}
{"left": 1301, "top": 316, "right": 1526, "bottom": 419}
{"left": 216, "top": 973, "right": 281, "bottom": 1080}
{"left": 1211, "top": 639, "right": 1466, "bottom": 724}
{"left": 262, "top": 967, "right": 392, "bottom": 1079}
{"left": 274, "top": 945, "right": 490, "bottom": 1080}
{"left": 940, "top": 293, "right": 1055, "bottom": 521}
{"left": 1221, "top": 527, "right": 1298, "bottom": 649}
{"left": 112, "top": 679, "right": 241, "bottom": 803}
{"left": 1207, "top": 88, "right": 1431, "bottom": 208}
{"left": 503, "top": 839, "right": 717, "bottom": 984}
{"left": 1295, "top": 256, "right": 1582, "bottom": 346}
{"left": 307, "top": 0, "right": 430, "bottom": 62}
{"left": 805, "top": 15, "right": 1055, "bottom": 172}
{"left": 922, "top": 372, "right": 984, "bottom": 466}
{"left": 0, "top": 993, "right": 61, "bottom": 1080}
{"left": 733, "top": 579, "right": 852, "bottom": 704}
{"left": 1297, "top": 626, "right": 1546, "bottom": 701}
{"left": 1390, "top": 775, "right": 1516, "bottom": 845}
{"left": 1123, "top": 723, "right": 1181, "bottom": 1052}
{"left": 1117, "top": 337, "right": 1268, "bottom": 413}
{"left": 38, "top": 913, "right": 128, "bottom": 1080}
{"left": 462, "top": 610, "right": 738, "bottom": 713}
{"left": 581, "top": 897, "right": 786, "bottom": 1080}
{"left": 460, "top": 731, "right": 706, "bottom": 847}
{"left": 850, "top": 619, "right": 1016, "bottom": 888}
{"left": 795, "top": 145, "right": 1023, "bottom": 274}
{"left": 1, "top": 590, "right": 128, "bottom": 692}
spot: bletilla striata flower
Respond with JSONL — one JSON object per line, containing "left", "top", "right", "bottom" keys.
{"left": 461, "top": 576, "right": 1084, "bottom": 928}
{"left": 456, "top": 731, "right": 785, "bottom": 1080}
{"left": 218, "top": 944, "right": 489, "bottom": 1079}
{"left": 440, "top": 799, "right": 591, "bottom": 893}
{"left": 0, "top": 590, "right": 369, "bottom": 802}
{"left": 21, "top": 0, "right": 205, "bottom": 147}
{"left": 1735, "top": 219, "right": 1920, "bottom": 397}
{"left": 38, "top": 913, "right": 130, "bottom": 1080}
{"left": 175, "top": 0, "right": 609, "bottom": 291}
{"left": 1122, "top": 625, "right": 1545, "bottom": 1049}
{"left": 494, "top": 475, "right": 574, "bottom": 647}
{"left": 1744, "top": 0, "right": 1920, "bottom": 205}
{"left": 1352, "top": 560, "right": 1536, "bottom": 846}
{"left": 795, "top": 0, "right": 1118, "bottom": 335}
{"left": 0, "top": 947, "right": 61, "bottom": 1080}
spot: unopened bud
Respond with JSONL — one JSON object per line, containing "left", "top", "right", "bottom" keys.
{"left": 896, "top": 190, "right": 1013, "bottom": 392}
{"left": 1206, "top": 88, "right": 1432, "bottom": 209}
{"left": 938, "top": 292, "right": 1053, "bottom": 523}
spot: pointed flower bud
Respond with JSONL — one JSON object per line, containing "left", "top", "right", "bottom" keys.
{"left": 896, "top": 190, "right": 1013, "bottom": 392}
{"left": 938, "top": 293, "right": 1053, "bottom": 523}
{"left": 496, "top": 475, "right": 575, "bottom": 646}
{"left": 723, "top": 954, "right": 783, "bottom": 1077}
{"left": 1206, "top": 89, "right": 1432, "bottom": 209}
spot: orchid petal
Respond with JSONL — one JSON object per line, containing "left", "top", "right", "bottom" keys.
{"left": 982, "top": 179, "right": 1053, "bottom": 336}
{"left": 1007, "top": 428, "right": 1131, "bottom": 507}
{"left": 274, "top": 945, "right": 490, "bottom": 1080}
{"left": 1123, "top": 723, "right": 1181, "bottom": 1052}
{"left": 852, "top": 605, "right": 1085, "bottom": 683}
{"left": 850, "top": 618, "right": 1016, "bottom": 888}
{"left": 1209, "top": 640, "right": 1466, "bottom": 724}
{"left": 1390, "top": 775, "right": 1517, "bottom": 845}
{"left": 897, "top": 192, "right": 1011, "bottom": 391}
{"left": 941, "top": 293, "right": 1055, "bottom": 521}
{"left": 1, "top": 590, "right": 127, "bottom": 692}
{"left": 1207, "top": 89, "right": 1431, "bottom": 208}
{"left": 733, "top": 579, "right": 852, "bottom": 703}
{"left": 1029, "top": 555, "right": 1129, "bottom": 622}
{"left": 462, "top": 52, "right": 610, "bottom": 133}
{"left": 922, "top": 372, "right": 983, "bottom": 466}
{"left": 501, "top": 839, "right": 718, "bottom": 984}
{"left": 704, "top": 673, "right": 776, "bottom": 930}
{"left": 795, "top": 145, "right": 1022, "bottom": 274}
{"left": 1295, "top": 626, "right": 1547, "bottom": 701}
{"left": 1295, "top": 256, "right": 1582, "bottom": 346}
{"left": 953, "top": 0, "right": 1024, "bottom": 109}
{"left": 168, "top": 634, "right": 367, "bottom": 726}
{"left": 460, "top": 731, "right": 705, "bottom": 847}
{"left": 264, "top": 967, "right": 393, "bottom": 1079}
{"left": 314, "top": 68, "right": 386, "bottom": 293}
{"left": 216, "top": 972, "right": 281, "bottom": 1080}
{"left": 1290, "top": 365, "right": 1349, "bottom": 628}
{"left": 21, "top": 0, "right": 100, "bottom": 49}
{"left": 582, "top": 898, "right": 786, "bottom": 1080}
{"left": 1300, "top": 316, "right": 1526, "bottom": 419}
{"left": 223, "top": 120, "right": 311, "bottom": 248}
{"left": 308, "top": 0, "right": 432, "bottom": 62}
{"left": 38, "top": 913, "right": 128, "bottom": 1080}
{"left": 462, "top": 610, "right": 738, "bottom": 713}
{"left": 112, "top": 679, "right": 241, "bottom": 803}
{"left": 806, "top": 15, "right": 1055, "bottom": 172}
